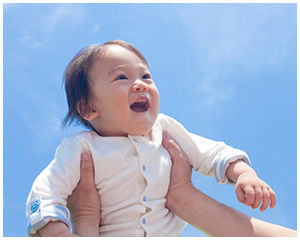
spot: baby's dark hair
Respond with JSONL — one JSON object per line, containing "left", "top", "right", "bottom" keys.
{"left": 62, "top": 40, "right": 149, "bottom": 129}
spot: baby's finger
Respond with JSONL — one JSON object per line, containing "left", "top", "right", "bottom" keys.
{"left": 251, "top": 187, "right": 263, "bottom": 210}
{"left": 244, "top": 185, "right": 255, "bottom": 207}
{"left": 236, "top": 186, "right": 246, "bottom": 204}
{"left": 260, "top": 187, "right": 270, "bottom": 212}
{"left": 269, "top": 187, "right": 277, "bottom": 209}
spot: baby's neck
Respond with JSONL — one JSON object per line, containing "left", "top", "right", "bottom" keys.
{"left": 92, "top": 128, "right": 152, "bottom": 141}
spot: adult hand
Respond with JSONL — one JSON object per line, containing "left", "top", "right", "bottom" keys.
{"left": 67, "top": 151, "right": 100, "bottom": 236}
{"left": 162, "top": 131, "right": 296, "bottom": 237}
{"left": 162, "top": 132, "right": 194, "bottom": 212}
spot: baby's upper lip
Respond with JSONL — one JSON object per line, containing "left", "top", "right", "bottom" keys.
{"left": 130, "top": 96, "right": 150, "bottom": 112}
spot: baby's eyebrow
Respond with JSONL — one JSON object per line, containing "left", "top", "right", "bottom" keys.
{"left": 106, "top": 64, "right": 126, "bottom": 77}
{"left": 106, "top": 63, "right": 149, "bottom": 77}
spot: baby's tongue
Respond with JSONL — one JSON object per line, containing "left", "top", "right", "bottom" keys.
{"left": 130, "top": 102, "right": 145, "bottom": 112}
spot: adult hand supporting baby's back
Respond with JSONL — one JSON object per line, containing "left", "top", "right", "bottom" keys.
{"left": 162, "top": 132, "right": 194, "bottom": 212}
{"left": 67, "top": 151, "right": 100, "bottom": 237}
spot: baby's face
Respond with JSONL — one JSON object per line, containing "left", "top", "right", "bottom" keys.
{"left": 87, "top": 45, "right": 160, "bottom": 137}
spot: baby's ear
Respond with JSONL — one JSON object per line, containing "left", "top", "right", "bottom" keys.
{"left": 77, "top": 99, "right": 100, "bottom": 121}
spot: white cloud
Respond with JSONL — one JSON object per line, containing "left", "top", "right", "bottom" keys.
{"left": 42, "top": 4, "right": 86, "bottom": 33}
{"left": 93, "top": 23, "right": 101, "bottom": 33}
{"left": 181, "top": 4, "right": 295, "bottom": 73}
{"left": 17, "top": 4, "right": 86, "bottom": 49}
{"left": 16, "top": 89, "right": 67, "bottom": 153}
{"left": 3, "top": 3, "right": 17, "bottom": 13}
{"left": 179, "top": 3, "right": 295, "bottom": 109}
{"left": 19, "top": 30, "right": 42, "bottom": 49}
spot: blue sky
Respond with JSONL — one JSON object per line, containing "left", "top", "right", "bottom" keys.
{"left": 3, "top": 3, "right": 297, "bottom": 237}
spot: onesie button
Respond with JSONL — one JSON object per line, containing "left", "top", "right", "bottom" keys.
{"left": 143, "top": 196, "right": 147, "bottom": 201}
{"left": 133, "top": 139, "right": 138, "bottom": 143}
{"left": 142, "top": 218, "right": 146, "bottom": 224}
{"left": 142, "top": 165, "right": 146, "bottom": 171}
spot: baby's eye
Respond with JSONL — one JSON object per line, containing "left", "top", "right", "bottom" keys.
{"left": 142, "top": 74, "right": 151, "bottom": 79}
{"left": 115, "top": 75, "right": 127, "bottom": 81}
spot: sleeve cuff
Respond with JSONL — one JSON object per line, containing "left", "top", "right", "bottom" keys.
{"left": 27, "top": 204, "right": 71, "bottom": 237}
{"left": 214, "top": 148, "right": 251, "bottom": 185}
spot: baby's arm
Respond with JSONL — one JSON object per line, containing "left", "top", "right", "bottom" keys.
{"left": 226, "top": 160, "right": 276, "bottom": 212}
{"left": 26, "top": 136, "right": 88, "bottom": 236}
{"left": 38, "top": 221, "right": 77, "bottom": 237}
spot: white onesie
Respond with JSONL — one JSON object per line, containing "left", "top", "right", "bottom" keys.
{"left": 26, "top": 113, "right": 250, "bottom": 237}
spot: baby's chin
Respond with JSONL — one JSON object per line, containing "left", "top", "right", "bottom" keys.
{"left": 128, "top": 129, "right": 151, "bottom": 137}
{"left": 127, "top": 125, "right": 154, "bottom": 137}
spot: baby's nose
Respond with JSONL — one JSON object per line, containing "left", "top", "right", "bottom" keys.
{"left": 133, "top": 80, "right": 148, "bottom": 92}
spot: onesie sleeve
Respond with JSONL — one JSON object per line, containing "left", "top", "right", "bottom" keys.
{"left": 25, "top": 134, "right": 89, "bottom": 236}
{"left": 158, "top": 114, "right": 250, "bottom": 185}
{"left": 188, "top": 132, "right": 250, "bottom": 185}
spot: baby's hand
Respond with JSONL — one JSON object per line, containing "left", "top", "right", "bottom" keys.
{"left": 235, "top": 172, "right": 276, "bottom": 212}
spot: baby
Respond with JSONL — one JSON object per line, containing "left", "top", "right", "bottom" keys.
{"left": 26, "top": 40, "right": 276, "bottom": 237}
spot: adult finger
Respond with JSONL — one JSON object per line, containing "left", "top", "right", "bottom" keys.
{"left": 80, "top": 151, "right": 95, "bottom": 188}
{"left": 162, "top": 132, "right": 189, "bottom": 165}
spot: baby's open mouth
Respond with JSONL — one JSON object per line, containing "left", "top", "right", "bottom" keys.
{"left": 130, "top": 100, "right": 150, "bottom": 112}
